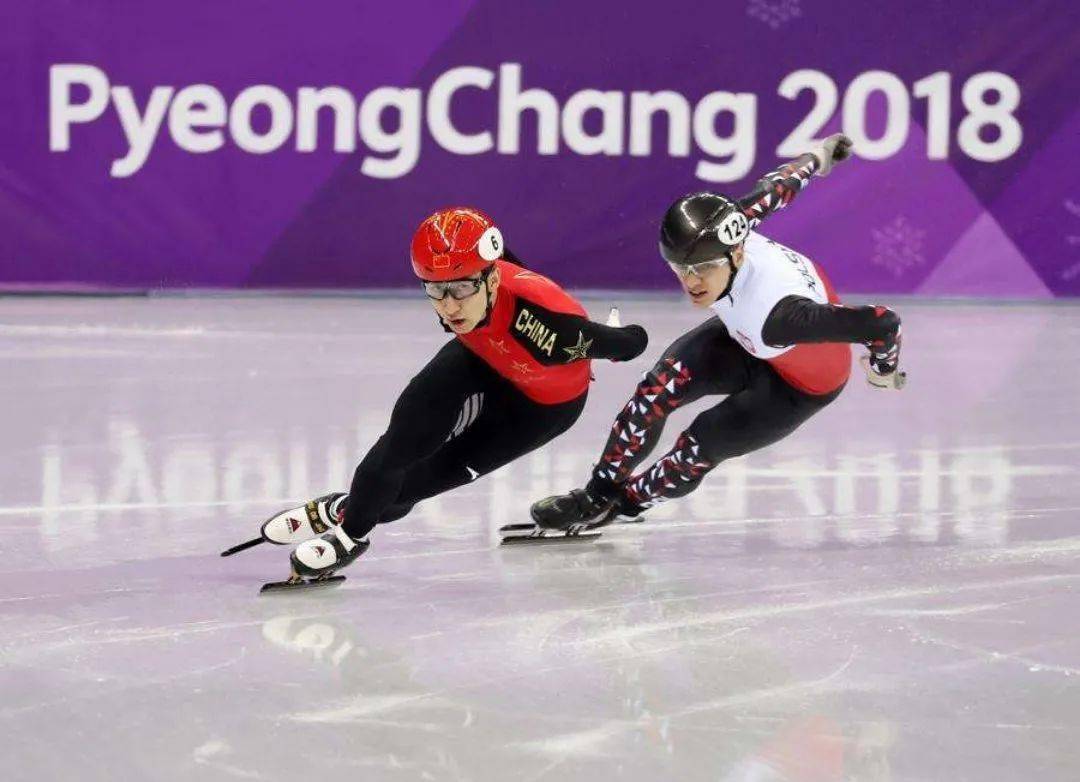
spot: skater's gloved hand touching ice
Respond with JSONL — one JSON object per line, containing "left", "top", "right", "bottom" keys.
{"left": 762, "top": 297, "right": 906, "bottom": 390}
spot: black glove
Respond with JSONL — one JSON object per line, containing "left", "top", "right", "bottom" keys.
{"left": 619, "top": 324, "right": 649, "bottom": 361}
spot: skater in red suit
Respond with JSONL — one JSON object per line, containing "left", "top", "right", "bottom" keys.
{"left": 530, "top": 134, "right": 906, "bottom": 531}
{"left": 256, "top": 207, "right": 649, "bottom": 584}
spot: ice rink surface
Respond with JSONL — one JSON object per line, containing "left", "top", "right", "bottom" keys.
{"left": 2, "top": 294, "right": 1078, "bottom": 781}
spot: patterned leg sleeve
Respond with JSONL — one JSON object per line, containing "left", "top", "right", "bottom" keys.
{"left": 623, "top": 432, "right": 715, "bottom": 510}
{"left": 591, "top": 357, "right": 694, "bottom": 487}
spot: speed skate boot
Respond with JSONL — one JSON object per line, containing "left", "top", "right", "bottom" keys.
{"left": 261, "top": 492, "right": 347, "bottom": 546}
{"left": 530, "top": 484, "right": 641, "bottom": 532}
{"left": 290, "top": 524, "right": 370, "bottom": 581}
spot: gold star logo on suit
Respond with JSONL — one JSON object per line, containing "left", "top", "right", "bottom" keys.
{"left": 562, "top": 331, "right": 593, "bottom": 361}
{"left": 488, "top": 338, "right": 510, "bottom": 354}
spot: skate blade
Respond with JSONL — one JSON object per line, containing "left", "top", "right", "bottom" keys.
{"left": 499, "top": 522, "right": 538, "bottom": 532}
{"left": 259, "top": 575, "right": 346, "bottom": 594}
{"left": 221, "top": 537, "right": 264, "bottom": 557}
{"left": 500, "top": 532, "right": 602, "bottom": 546}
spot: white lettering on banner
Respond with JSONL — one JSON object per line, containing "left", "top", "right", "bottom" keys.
{"left": 230, "top": 85, "right": 294, "bottom": 154}
{"left": 296, "top": 87, "right": 357, "bottom": 152}
{"left": 693, "top": 91, "right": 756, "bottom": 181}
{"left": 629, "top": 91, "right": 691, "bottom": 157}
{"left": 562, "top": 90, "right": 624, "bottom": 155}
{"left": 110, "top": 85, "right": 173, "bottom": 178}
{"left": 46, "top": 62, "right": 1024, "bottom": 179}
{"left": 169, "top": 85, "right": 227, "bottom": 154}
{"left": 358, "top": 86, "right": 422, "bottom": 179}
{"left": 497, "top": 62, "right": 559, "bottom": 155}
{"left": 776, "top": 69, "right": 838, "bottom": 159}
{"left": 428, "top": 66, "right": 494, "bottom": 154}
{"left": 49, "top": 64, "right": 110, "bottom": 150}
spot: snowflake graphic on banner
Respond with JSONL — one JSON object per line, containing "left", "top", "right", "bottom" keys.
{"left": 747, "top": 0, "right": 802, "bottom": 29}
{"left": 871, "top": 216, "right": 927, "bottom": 279}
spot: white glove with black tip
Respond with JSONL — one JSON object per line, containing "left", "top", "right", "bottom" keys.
{"left": 812, "top": 133, "right": 854, "bottom": 177}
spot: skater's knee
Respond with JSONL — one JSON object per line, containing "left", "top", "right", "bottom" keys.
{"left": 359, "top": 428, "right": 438, "bottom": 476}
{"left": 689, "top": 408, "right": 801, "bottom": 462}
{"left": 626, "top": 356, "right": 691, "bottom": 410}
{"left": 688, "top": 411, "right": 760, "bottom": 462}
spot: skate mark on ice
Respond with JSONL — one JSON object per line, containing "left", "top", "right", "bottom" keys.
{"left": 568, "top": 573, "right": 1080, "bottom": 649}
{"left": 664, "top": 646, "right": 858, "bottom": 720}
{"left": 0, "top": 586, "right": 136, "bottom": 603}
{"left": 912, "top": 633, "right": 1080, "bottom": 678}
{"left": 508, "top": 723, "right": 627, "bottom": 767}
{"left": 193, "top": 739, "right": 264, "bottom": 780}
{"left": 7, "top": 620, "right": 266, "bottom": 654}
{"left": 859, "top": 596, "right": 1042, "bottom": 618}
{"left": 283, "top": 627, "right": 752, "bottom": 733}
{"left": 287, "top": 693, "right": 455, "bottom": 724}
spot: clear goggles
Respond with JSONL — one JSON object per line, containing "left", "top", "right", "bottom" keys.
{"left": 421, "top": 268, "right": 491, "bottom": 301}
{"left": 668, "top": 255, "right": 731, "bottom": 279}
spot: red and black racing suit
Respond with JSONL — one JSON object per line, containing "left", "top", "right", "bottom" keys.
{"left": 340, "top": 260, "right": 646, "bottom": 539}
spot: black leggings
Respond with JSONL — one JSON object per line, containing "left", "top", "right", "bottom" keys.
{"left": 342, "top": 339, "right": 586, "bottom": 538}
{"left": 589, "top": 318, "right": 842, "bottom": 511}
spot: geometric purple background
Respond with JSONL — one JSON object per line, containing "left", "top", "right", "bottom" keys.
{"left": 2, "top": 0, "right": 1078, "bottom": 295}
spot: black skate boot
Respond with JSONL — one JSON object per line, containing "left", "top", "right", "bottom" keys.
{"left": 530, "top": 487, "right": 621, "bottom": 532}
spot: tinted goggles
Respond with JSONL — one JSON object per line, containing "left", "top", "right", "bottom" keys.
{"left": 421, "top": 268, "right": 491, "bottom": 301}
{"left": 667, "top": 255, "right": 731, "bottom": 279}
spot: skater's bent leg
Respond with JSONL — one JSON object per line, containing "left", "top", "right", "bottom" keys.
{"left": 340, "top": 341, "right": 490, "bottom": 539}
{"left": 589, "top": 319, "right": 752, "bottom": 495}
{"left": 622, "top": 368, "right": 841, "bottom": 511}
{"left": 387, "top": 392, "right": 587, "bottom": 515}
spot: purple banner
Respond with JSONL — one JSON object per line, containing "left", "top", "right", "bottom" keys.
{"left": 2, "top": 0, "right": 1078, "bottom": 295}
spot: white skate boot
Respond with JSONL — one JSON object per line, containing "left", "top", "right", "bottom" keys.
{"left": 290, "top": 525, "right": 369, "bottom": 579}
{"left": 260, "top": 523, "right": 370, "bottom": 594}
{"left": 260, "top": 493, "right": 347, "bottom": 545}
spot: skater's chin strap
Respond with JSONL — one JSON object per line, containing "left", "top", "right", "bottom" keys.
{"left": 475, "top": 267, "right": 497, "bottom": 329}
{"left": 711, "top": 249, "right": 741, "bottom": 305}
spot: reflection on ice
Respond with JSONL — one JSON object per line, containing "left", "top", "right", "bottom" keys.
{"left": 33, "top": 416, "right": 1072, "bottom": 555}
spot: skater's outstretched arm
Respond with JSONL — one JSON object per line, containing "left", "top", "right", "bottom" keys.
{"left": 510, "top": 298, "right": 648, "bottom": 364}
{"left": 735, "top": 134, "right": 853, "bottom": 229}
{"left": 762, "top": 296, "right": 900, "bottom": 346}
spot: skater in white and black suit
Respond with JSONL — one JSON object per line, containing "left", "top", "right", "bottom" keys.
{"left": 531, "top": 134, "right": 906, "bottom": 531}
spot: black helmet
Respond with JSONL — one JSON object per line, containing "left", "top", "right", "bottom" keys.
{"left": 659, "top": 192, "right": 750, "bottom": 266}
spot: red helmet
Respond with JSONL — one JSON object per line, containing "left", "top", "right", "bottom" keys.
{"left": 410, "top": 207, "right": 504, "bottom": 281}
